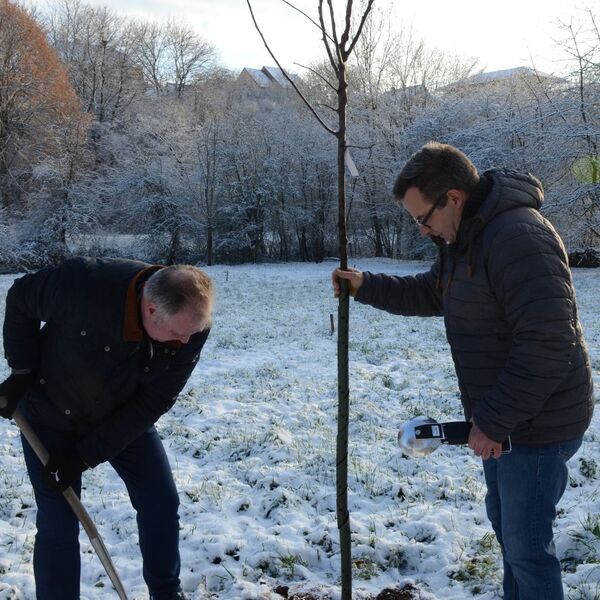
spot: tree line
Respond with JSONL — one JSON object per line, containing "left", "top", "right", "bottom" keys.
{"left": 0, "top": 0, "right": 598, "bottom": 269}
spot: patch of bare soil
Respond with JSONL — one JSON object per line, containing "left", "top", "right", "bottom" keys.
{"left": 273, "top": 582, "right": 420, "bottom": 599}
{"left": 274, "top": 585, "right": 331, "bottom": 599}
{"left": 371, "top": 584, "right": 420, "bottom": 600}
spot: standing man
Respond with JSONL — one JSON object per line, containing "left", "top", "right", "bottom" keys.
{"left": 333, "top": 142, "right": 594, "bottom": 599}
{"left": 0, "top": 257, "right": 214, "bottom": 600}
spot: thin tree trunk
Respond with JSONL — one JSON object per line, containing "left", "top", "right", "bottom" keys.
{"left": 167, "top": 227, "right": 180, "bottom": 265}
{"left": 246, "top": 4, "right": 375, "bottom": 597}
{"left": 206, "top": 224, "right": 213, "bottom": 266}
{"left": 336, "top": 58, "right": 351, "bottom": 600}
{"left": 372, "top": 214, "right": 383, "bottom": 257}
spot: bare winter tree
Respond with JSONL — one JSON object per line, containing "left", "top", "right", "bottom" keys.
{"left": 131, "top": 21, "right": 168, "bottom": 96}
{"left": 340, "top": 4, "right": 479, "bottom": 261}
{"left": 195, "top": 117, "right": 222, "bottom": 265}
{"left": 246, "top": 1, "right": 375, "bottom": 597}
{"left": 538, "top": 7, "right": 600, "bottom": 252}
{"left": 348, "top": 4, "right": 397, "bottom": 109}
{"left": 555, "top": 10, "right": 600, "bottom": 180}
{"left": 45, "top": 0, "right": 144, "bottom": 122}
{"left": 165, "top": 20, "right": 217, "bottom": 98}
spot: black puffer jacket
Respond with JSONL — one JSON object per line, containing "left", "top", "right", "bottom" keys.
{"left": 3, "top": 257, "right": 210, "bottom": 467}
{"left": 356, "top": 169, "right": 594, "bottom": 445}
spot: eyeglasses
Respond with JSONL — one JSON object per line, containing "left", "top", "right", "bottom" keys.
{"left": 411, "top": 192, "right": 447, "bottom": 229}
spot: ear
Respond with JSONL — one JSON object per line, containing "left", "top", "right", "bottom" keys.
{"left": 447, "top": 189, "right": 468, "bottom": 207}
{"left": 140, "top": 297, "right": 157, "bottom": 318}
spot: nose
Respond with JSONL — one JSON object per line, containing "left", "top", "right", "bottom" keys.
{"left": 179, "top": 334, "right": 190, "bottom": 344}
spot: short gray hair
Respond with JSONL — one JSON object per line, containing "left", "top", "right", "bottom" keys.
{"left": 144, "top": 265, "right": 214, "bottom": 327}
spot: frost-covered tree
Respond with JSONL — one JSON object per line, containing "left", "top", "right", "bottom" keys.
{"left": 165, "top": 20, "right": 217, "bottom": 98}
{"left": 3, "top": 0, "right": 597, "bottom": 269}
{"left": 130, "top": 21, "right": 168, "bottom": 96}
{"left": 45, "top": 0, "right": 144, "bottom": 123}
{"left": 0, "top": 0, "right": 87, "bottom": 209}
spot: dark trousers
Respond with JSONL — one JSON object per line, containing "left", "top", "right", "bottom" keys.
{"left": 483, "top": 437, "right": 582, "bottom": 600}
{"left": 20, "top": 398, "right": 182, "bottom": 600}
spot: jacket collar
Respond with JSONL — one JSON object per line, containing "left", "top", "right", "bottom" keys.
{"left": 122, "top": 266, "right": 163, "bottom": 342}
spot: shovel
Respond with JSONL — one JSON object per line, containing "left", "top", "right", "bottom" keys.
{"left": 0, "top": 398, "right": 129, "bottom": 599}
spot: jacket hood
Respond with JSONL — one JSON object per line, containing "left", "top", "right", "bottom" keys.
{"left": 477, "top": 168, "right": 544, "bottom": 223}
{"left": 457, "top": 168, "right": 544, "bottom": 250}
{"left": 449, "top": 168, "right": 545, "bottom": 283}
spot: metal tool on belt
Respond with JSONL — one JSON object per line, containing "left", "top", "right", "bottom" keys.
{"left": 398, "top": 415, "right": 512, "bottom": 457}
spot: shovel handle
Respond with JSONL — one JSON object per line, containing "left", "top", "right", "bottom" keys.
{"left": 1, "top": 397, "right": 129, "bottom": 599}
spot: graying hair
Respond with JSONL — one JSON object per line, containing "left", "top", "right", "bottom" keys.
{"left": 144, "top": 265, "right": 214, "bottom": 327}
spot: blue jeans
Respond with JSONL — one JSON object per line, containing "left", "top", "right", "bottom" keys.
{"left": 483, "top": 437, "right": 582, "bottom": 600}
{"left": 19, "top": 396, "right": 182, "bottom": 600}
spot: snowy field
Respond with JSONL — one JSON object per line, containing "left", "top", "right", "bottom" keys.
{"left": 0, "top": 259, "right": 599, "bottom": 600}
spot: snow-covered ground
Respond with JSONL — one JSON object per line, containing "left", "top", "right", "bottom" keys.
{"left": 1, "top": 259, "right": 599, "bottom": 600}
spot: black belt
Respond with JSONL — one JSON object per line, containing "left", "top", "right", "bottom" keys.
{"left": 414, "top": 421, "right": 512, "bottom": 453}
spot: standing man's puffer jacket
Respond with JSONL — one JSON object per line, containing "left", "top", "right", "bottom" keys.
{"left": 356, "top": 169, "right": 594, "bottom": 445}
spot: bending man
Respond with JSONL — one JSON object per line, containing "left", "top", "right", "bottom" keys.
{"left": 0, "top": 257, "right": 214, "bottom": 600}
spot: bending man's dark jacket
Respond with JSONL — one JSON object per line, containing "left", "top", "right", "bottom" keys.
{"left": 356, "top": 169, "right": 594, "bottom": 445}
{"left": 3, "top": 257, "right": 210, "bottom": 467}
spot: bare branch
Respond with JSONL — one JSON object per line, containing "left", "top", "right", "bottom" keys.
{"left": 347, "top": 143, "right": 376, "bottom": 151}
{"left": 316, "top": 102, "right": 338, "bottom": 113}
{"left": 280, "top": 0, "right": 335, "bottom": 44}
{"left": 526, "top": 49, "right": 568, "bottom": 124}
{"left": 318, "top": 1, "right": 340, "bottom": 76}
{"left": 346, "top": 0, "right": 376, "bottom": 59}
{"left": 589, "top": 8, "right": 600, "bottom": 44}
{"left": 339, "top": 0, "right": 353, "bottom": 53}
{"left": 246, "top": 0, "right": 338, "bottom": 136}
{"left": 326, "top": 0, "right": 342, "bottom": 62}
{"left": 294, "top": 62, "right": 337, "bottom": 92}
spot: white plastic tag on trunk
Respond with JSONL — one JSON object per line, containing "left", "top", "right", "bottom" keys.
{"left": 344, "top": 148, "right": 359, "bottom": 178}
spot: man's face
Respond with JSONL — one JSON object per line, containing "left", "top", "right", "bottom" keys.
{"left": 142, "top": 305, "right": 206, "bottom": 344}
{"left": 401, "top": 186, "right": 465, "bottom": 244}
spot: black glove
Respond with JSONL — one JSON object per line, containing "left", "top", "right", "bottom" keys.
{"left": 0, "top": 372, "right": 34, "bottom": 419}
{"left": 43, "top": 453, "right": 88, "bottom": 492}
